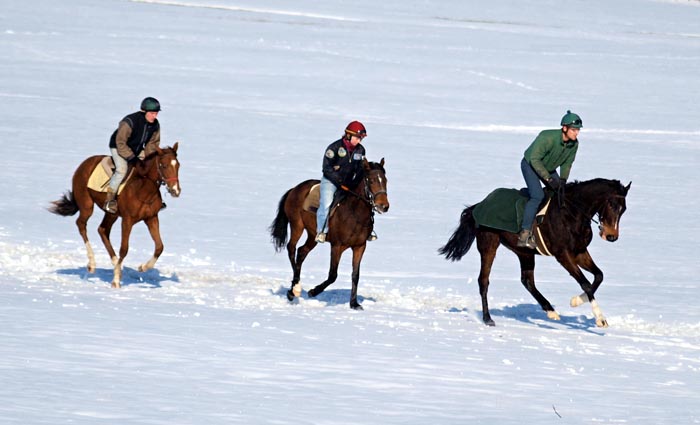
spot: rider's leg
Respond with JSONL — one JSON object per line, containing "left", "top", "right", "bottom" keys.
{"left": 315, "top": 177, "right": 337, "bottom": 242}
{"left": 105, "top": 149, "right": 128, "bottom": 213}
{"left": 519, "top": 158, "right": 544, "bottom": 247}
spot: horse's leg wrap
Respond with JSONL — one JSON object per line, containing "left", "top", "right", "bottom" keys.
{"left": 111, "top": 262, "right": 122, "bottom": 288}
{"left": 85, "top": 242, "right": 96, "bottom": 273}
{"left": 591, "top": 299, "right": 608, "bottom": 327}
{"left": 138, "top": 256, "right": 158, "bottom": 272}
{"left": 570, "top": 292, "right": 589, "bottom": 307}
{"left": 292, "top": 282, "right": 302, "bottom": 297}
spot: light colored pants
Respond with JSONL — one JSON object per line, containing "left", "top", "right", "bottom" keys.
{"left": 107, "top": 148, "right": 129, "bottom": 192}
{"left": 316, "top": 177, "right": 337, "bottom": 234}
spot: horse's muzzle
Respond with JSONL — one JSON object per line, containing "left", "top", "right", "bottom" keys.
{"left": 599, "top": 225, "right": 618, "bottom": 242}
{"left": 375, "top": 202, "right": 389, "bottom": 214}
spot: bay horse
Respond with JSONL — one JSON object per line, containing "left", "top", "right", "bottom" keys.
{"left": 49, "top": 143, "right": 181, "bottom": 288}
{"left": 439, "top": 178, "right": 631, "bottom": 327}
{"left": 269, "top": 158, "right": 389, "bottom": 310}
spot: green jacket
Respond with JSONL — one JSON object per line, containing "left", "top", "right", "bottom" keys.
{"left": 523, "top": 129, "right": 578, "bottom": 181}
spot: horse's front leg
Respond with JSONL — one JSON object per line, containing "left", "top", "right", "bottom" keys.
{"left": 349, "top": 244, "right": 367, "bottom": 310}
{"left": 569, "top": 250, "right": 604, "bottom": 308}
{"left": 138, "top": 215, "right": 163, "bottom": 272}
{"left": 556, "top": 253, "right": 608, "bottom": 327}
{"left": 112, "top": 219, "right": 135, "bottom": 288}
{"left": 308, "top": 244, "right": 344, "bottom": 298}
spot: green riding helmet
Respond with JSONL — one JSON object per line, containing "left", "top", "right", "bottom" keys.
{"left": 561, "top": 110, "right": 582, "bottom": 128}
{"left": 140, "top": 97, "right": 161, "bottom": 112}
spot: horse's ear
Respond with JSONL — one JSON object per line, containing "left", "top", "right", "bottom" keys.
{"left": 624, "top": 181, "right": 632, "bottom": 194}
{"left": 173, "top": 141, "right": 179, "bottom": 152}
{"left": 380, "top": 157, "right": 385, "bottom": 168}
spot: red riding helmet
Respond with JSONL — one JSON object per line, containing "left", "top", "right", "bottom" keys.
{"left": 345, "top": 121, "right": 367, "bottom": 138}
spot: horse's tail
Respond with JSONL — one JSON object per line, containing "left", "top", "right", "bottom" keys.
{"left": 49, "top": 191, "right": 79, "bottom": 216}
{"left": 438, "top": 205, "right": 477, "bottom": 261}
{"left": 269, "top": 189, "right": 292, "bottom": 252}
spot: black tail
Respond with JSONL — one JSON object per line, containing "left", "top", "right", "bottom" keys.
{"left": 269, "top": 189, "right": 292, "bottom": 252}
{"left": 438, "top": 205, "right": 477, "bottom": 261}
{"left": 49, "top": 191, "right": 79, "bottom": 216}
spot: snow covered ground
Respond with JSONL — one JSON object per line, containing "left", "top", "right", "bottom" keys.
{"left": 1, "top": 0, "right": 699, "bottom": 423}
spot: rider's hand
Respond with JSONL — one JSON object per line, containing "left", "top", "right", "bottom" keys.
{"left": 547, "top": 176, "right": 562, "bottom": 190}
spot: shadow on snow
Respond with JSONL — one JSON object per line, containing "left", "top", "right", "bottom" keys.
{"left": 56, "top": 266, "right": 180, "bottom": 288}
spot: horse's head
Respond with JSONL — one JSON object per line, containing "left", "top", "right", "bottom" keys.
{"left": 154, "top": 142, "right": 181, "bottom": 198}
{"left": 597, "top": 181, "right": 631, "bottom": 242}
{"left": 363, "top": 157, "right": 389, "bottom": 214}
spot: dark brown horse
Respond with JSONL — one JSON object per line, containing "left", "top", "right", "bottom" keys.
{"left": 439, "top": 178, "right": 631, "bottom": 327}
{"left": 270, "top": 158, "right": 389, "bottom": 310}
{"left": 49, "top": 143, "right": 181, "bottom": 288}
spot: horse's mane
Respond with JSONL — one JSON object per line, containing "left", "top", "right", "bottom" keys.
{"left": 568, "top": 178, "right": 625, "bottom": 195}
{"left": 366, "top": 160, "right": 386, "bottom": 174}
{"left": 143, "top": 145, "right": 177, "bottom": 161}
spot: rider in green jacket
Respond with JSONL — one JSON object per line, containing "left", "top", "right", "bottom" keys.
{"left": 518, "top": 110, "right": 582, "bottom": 248}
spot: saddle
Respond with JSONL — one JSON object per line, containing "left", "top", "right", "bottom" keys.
{"left": 302, "top": 184, "right": 341, "bottom": 217}
{"left": 86, "top": 157, "right": 132, "bottom": 194}
{"left": 471, "top": 188, "right": 554, "bottom": 255}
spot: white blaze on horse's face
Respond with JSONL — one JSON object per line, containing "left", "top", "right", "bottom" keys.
{"left": 169, "top": 159, "right": 181, "bottom": 197}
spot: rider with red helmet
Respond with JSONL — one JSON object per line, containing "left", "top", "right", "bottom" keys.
{"left": 316, "top": 121, "right": 376, "bottom": 243}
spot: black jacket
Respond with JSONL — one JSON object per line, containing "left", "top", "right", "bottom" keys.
{"left": 109, "top": 111, "right": 160, "bottom": 160}
{"left": 322, "top": 138, "right": 366, "bottom": 189}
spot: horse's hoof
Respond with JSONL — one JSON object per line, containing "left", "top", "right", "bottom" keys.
{"left": 350, "top": 303, "right": 364, "bottom": 311}
{"left": 596, "top": 318, "right": 609, "bottom": 328}
{"left": 87, "top": 265, "right": 95, "bottom": 274}
{"left": 291, "top": 283, "right": 302, "bottom": 297}
{"left": 546, "top": 310, "right": 561, "bottom": 321}
{"left": 307, "top": 288, "right": 318, "bottom": 298}
{"left": 286, "top": 290, "right": 295, "bottom": 302}
{"left": 484, "top": 318, "right": 496, "bottom": 326}
{"left": 138, "top": 265, "right": 146, "bottom": 272}
{"left": 111, "top": 282, "right": 121, "bottom": 289}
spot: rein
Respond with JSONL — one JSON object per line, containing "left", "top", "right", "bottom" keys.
{"left": 340, "top": 172, "right": 386, "bottom": 214}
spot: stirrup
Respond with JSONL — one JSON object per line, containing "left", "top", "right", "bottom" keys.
{"left": 367, "top": 231, "right": 378, "bottom": 242}
{"left": 104, "top": 200, "right": 117, "bottom": 214}
{"left": 315, "top": 232, "right": 326, "bottom": 243}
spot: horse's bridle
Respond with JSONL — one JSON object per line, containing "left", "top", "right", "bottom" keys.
{"left": 341, "top": 170, "right": 387, "bottom": 213}
{"left": 363, "top": 170, "right": 387, "bottom": 213}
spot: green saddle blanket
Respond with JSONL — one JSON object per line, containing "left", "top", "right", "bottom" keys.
{"left": 472, "top": 188, "right": 529, "bottom": 233}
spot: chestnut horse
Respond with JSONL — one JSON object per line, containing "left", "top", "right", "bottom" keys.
{"left": 439, "top": 178, "right": 631, "bottom": 327}
{"left": 270, "top": 158, "right": 389, "bottom": 310}
{"left": 49, "top": 143, "right": 181, "bottom": 287}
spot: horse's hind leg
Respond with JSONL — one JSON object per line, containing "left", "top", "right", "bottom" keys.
{"left": 138, "top": 215, "right": 163, "bottom": 272}
{"left": 76, "top": 207, "right": 96, "bottom": 273}
{"left": 476, "top": 233, "right": 499, "bottom": 326}
{"left": 517, "top": 253, "right": 559, "bottom": 321}
{"left": 285, "top": 218, "right": 317, "bottom": 301}
{"left": 97, "top": 213, "right": 119, "bottom": 266}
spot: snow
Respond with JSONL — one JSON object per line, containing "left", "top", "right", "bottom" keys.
{"left": 1, "top": 0, "right": 699, "bottom": 423}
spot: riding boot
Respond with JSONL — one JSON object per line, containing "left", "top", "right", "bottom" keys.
{"left": 367, "top": 230, "right": 378, "bottom": 241}
{"left": 517, "top": 229, "right": 536, "bottom": 249}
{"left": 104, "top": 189, "right": 118, "bottom": 214}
